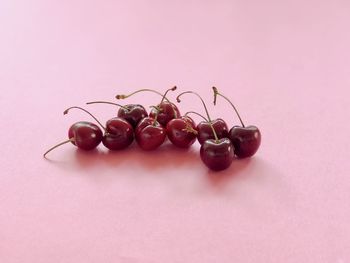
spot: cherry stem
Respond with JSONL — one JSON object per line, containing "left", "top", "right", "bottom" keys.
{"left": 182, "top": 121, "right": 198, "bottom": 135}
{"left": 152, "top": 86, "right": 177, "bottom": 125}
{"left": 177, "top": 91, "right": 219, "bottom": 142}
{"left": 184, "top": 111, "right": 209, "bottom": 122}
{"left": 212, "top": 87, "right": 245, "bottom": 127}
{"left": 116, "top": 88, "right": 173, "bottom": 103}
{"left": 63, "top": 106, "right": 106, "bottom": 131}
{"left": 149, "top": 105, "right": 160, "bottom": 111}
{"left": 43, "top": 138, "right": 73, "bottom": 158}
{"left": 86, "top": 101, "right": 128, "bottom": 110}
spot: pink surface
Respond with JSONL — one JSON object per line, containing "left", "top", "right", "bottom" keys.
{"left": 1, "top": 0, "right": 350, "bottom": 262}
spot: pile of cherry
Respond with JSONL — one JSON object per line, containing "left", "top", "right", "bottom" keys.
{"left": 44, "top": 87, "right": 261, "bottom": 171}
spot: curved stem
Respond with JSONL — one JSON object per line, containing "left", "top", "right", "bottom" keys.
{"left": 149, "top": 105, "right": 160, "bottom": 125}
{"left": 161, "top": 86, "right": 177, "bottom": 103}
{"left": 116, "top": 88, "right": 172, "bottom": 103}
{"left": 182, "top": 121, "right": 198, "bottom": 135}
{"left": 184, "top": 111, "right": 209, "bottom": 122}
{"left": 63, "top": 106, "right": 106, "bottom": 131}
{"left": 43, "top": 138, "right": 73, "bottom": 158}
{"left": 86, "top": 101, "right": 128, "bottom": 111}
{"left": 212, "top": 87, "right": 245, "bottom": 127}
{"left": 177, "top": 91, "right": 219, "bottom": 142}
{"left": 149, "top": 105, "right": 160, "bottom": 111}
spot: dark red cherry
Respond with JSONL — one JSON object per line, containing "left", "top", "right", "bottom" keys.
{"left": 229, "top": 125, "right": 261, "bottom": 158}
{"left": 68, "top": 122, "right": 103, "bottom": 150}
{"left": 117, "top": 104, "right": 147, "bottom": 128}
{"left": 196, "top": 118, "right": 228, "bottom": 145}
{"left": 200, "top": 138, "right": 234, "bottom": 171}
{"left": 135, "top": 117, "right": 155, "bottom": 135}
{"left": 102, "top": 117, "right": 134, "bottom": 150}
{"left": 135, "top": 117, "right": 166, "bottom": 150}
{"left": 166, "top": 116, "right": 197, "bottom": 148}
{"left": 149, "top": 101, "right": 180, "bottom": 127}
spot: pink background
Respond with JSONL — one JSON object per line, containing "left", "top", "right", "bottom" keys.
{"left": 1, "top": 0, "right": 350, "bottom": 262}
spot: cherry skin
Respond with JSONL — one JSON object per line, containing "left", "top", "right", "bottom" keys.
{"left": 102, "top": 117, "right": 134, "bottom": 150}
{"left": 200, "top": 138, "right": 234, "bottom": 171}
{"left": 196, "top": 118, "right": 229, "bottom": 145}
{"left": 117, "top": 104, "right": 147, "bottom": 128}
{"left": 135, "top": 117, "right": 166, "bottom": 150}
{"left": 135, "top": 117, "right": 155, "bottom": 135}
{"left": 68, "top": 121, "right": 103, "bottom": 150}
{"left": 149, "top": 101, "right": 180, "bottom": 127}
{"left": 229, "top": 125, "right": 261, "bottom": 158}
{"left": 166, "top": 116, "right": 197, "bottom": 148}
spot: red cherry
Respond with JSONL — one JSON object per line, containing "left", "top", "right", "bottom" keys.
{"left": 102, "top": 117, "right": 134, "bottom": 150}
{"left": 229, "top": 125, "right": 261, "bottom": 158}
{"left": 166, "top": 116, "right": 197, "bottom": 148}
{"left": 200, "top": 138, "right": 234, "bottom": 171}
{"left": 118, "top": 104, "right": 147, "bottom": 128}
{"left": 149, "top": 101, "right": 180, "bottom": 127}
{"left": 196, "top": 118, "right": 228, "bottom": 145}
{"left": 135, "top": 117, "right": 166, "bottom": 150}
{"left": 135, "top": 117, "right": 154, "bottom": 135}
{"left": 68, "top": 122, "right": 103, "bottom": 150}
{"left": 213, "top": 87, "right": 261, "bottom": 158}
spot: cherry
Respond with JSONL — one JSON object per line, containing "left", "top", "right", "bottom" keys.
{"left": 228, "top": 126, "right": 261, "bottom": 158}
{"left": 200, "top": 138, "right": 234, "bottom": 171}
{"left": 213, "top": 87, "right": 261, "bottom": 158}
{"left": 149, "top": 101, "right": 180, "bottom": 127}
{"left": 68, "top": 122, "right": 103, "bottom": 150}
{"left": 116, "top": 86, "right": 179, "bottom": 127}
{"left": 43, "top": 107, "right": 104, "bottom": 158}
{"left": 118, "top": 104, "right": 147, "bottom": 128}
{"left": 135, "top": 117, "right": 166, "bottom": 150}
{"left": 177, "top": 91, "right": 234, "bottom": 170}
{"left": 166, "top": 116, "right": 197, "bottom": 148}
{"left": 102, "top": 117, "right": 134, "bottom": 150}
{"left": 86, "top": 101, "right": 147, "bottom": 128}
{"left": 196, "top": 118, "right": 228, "bottom": 145}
